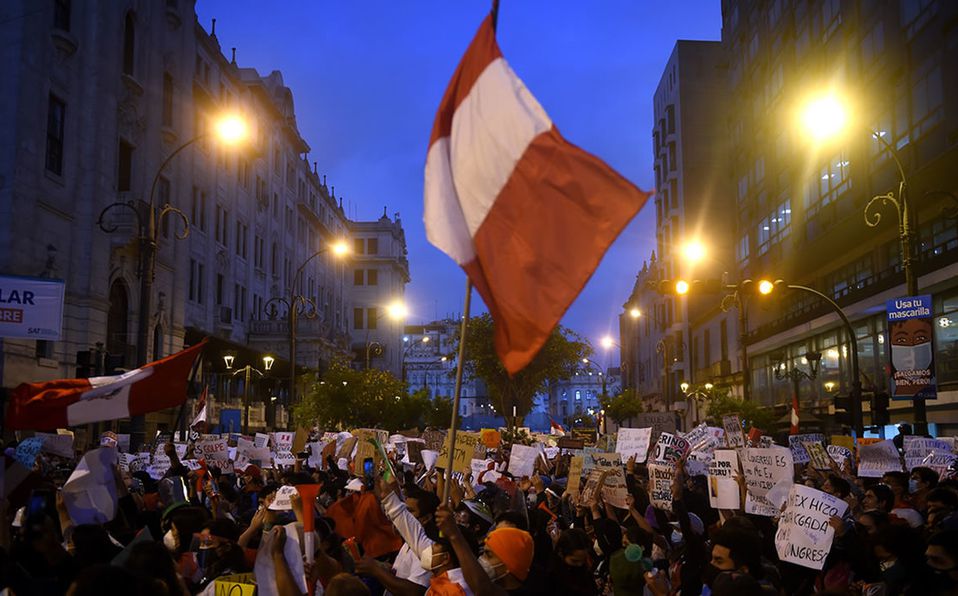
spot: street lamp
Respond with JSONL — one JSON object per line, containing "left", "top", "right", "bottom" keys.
{"left": 98, "top": 113, "right": 250, "bottom": 448}
{"left": 629, "top": 307, "right": 642, "bottom": 319}
{"left": 401, "top": 334, "right": 431, "bottom": 382}
{"left": 679, "top": 381, "right": 714, "bottom": 427}
{"left": 363, "top": 300, "right": 408, "bottom": 369}
{"left": 771, "top": 350, "right": 822, "bottom": 431}
{"left": 224, "top": 352, "right": 272, "bottom": 434}
{"left": 797, "top": 91, "right": 930, "bottom": 433}
{"left": 264, "top": 239, "right": 350, "bottom": 423}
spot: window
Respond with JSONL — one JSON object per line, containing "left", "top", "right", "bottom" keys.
{"left": 668, "top": 142, "right": 676, "bottom": 172}
{"left": 353, "top": 307, "right": 364, "bottom": 330}
{"left": 737, "top": 233, "right": 750, "bottom": 264}
{"left": 122, "top": 12, "right": 135, "bottom": 76}
{"left": 367, "top": 308, "right": 378, "bottom": 330}
{"left": 910, "top": 59, "right": 943, "bottom": 139}
{"left": 153, "top": 325, "right": 163, "bottom": 359}
{"left": 757, "top": 198, "right": 791, "bottom": 254}
{"left": 36, "top": 340, "right": 54, "bottom": 359}
{"left": 367, "top": 238, "right": 378, "bottom": 255}
{"left": 704, "top": 329, "right": 712, "bottom": 367}
{"left": 162, "top": 72, "right": 173, "bottom": 127}
{"left": 234, "top": 283, "right": 245, "bottom": 321}
{"left": 737, "top": 174, "right": 749, "bottom": 202}
{"left": 901, "top": 0, "right": 938, "bottom": 38}
{"left": 665, "top": 105, "right": 675, "bottom": 135}
{"left": 720, "top": 319, "right": 729, "bottom": 362}
{"left": 117, "top": 140, "right": 133, "bottom": 191}
{"left": 158, "top": 177, "right": 171, "bottom": 238}
{"left": 367, "top": 269, "right": 378, "bottom": 285}
{"left": 53, "top": 0, "right": 71, "bottom": 30}
{"left": 191, "top": 187, "right": 207, "bottom": 231}
{"left": 821, "top": 0, "right": 841, "bottom": 40}
{"left": 272, "top": 193, "right": 279, "bottom": 219}
{"left": 862, "top": 21, "right": 884, "bottom": 66}
{"left": 271, "top": 242, "right": 279, "bottom": 276}
{"left": 806, "top": 152, "right": 851, "bottom": 216}
{"left": 354, "top": 269, "right": 364, "bottom": 286}
{"left": 254, "top": 235, "right": 264, "bottom": 269}
{"left": 214, "top": 205, "right": 222, "bottom": 243}
{"left": 216, "top": 274, "right": 224, "bottom": 306}
{"left": 189, "top": 259, "right": 200, "bottom": 302}
{"left": 235, "top": 221, "right": 248, "bottom": 258}
{"left": 354, "top": 238, "right": 365, "bottom": 255}
{"left": 45, "top": 95, "right": 65, "bottom": 175}
{"left": 829, "top": 257, "right": 873, "bottom": 299}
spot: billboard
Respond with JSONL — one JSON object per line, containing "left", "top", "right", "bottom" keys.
{"left": 887, "top": 295, "right": 936, "bottom": 400}
{"left": 0, "top": 274, "right": 66, "bottom": 340}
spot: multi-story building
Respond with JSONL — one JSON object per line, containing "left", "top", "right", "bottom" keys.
{"left": 544, "top": 364, "right": 621, "bottom": 425}
{"left": 402, "top": 319, "right": 488, "bottom": 417}
{"left": 0, "top": 1, "right": 407, "bottom": 435}
{"left": 717, "top": 0, "right": 958, "bottom": 432}
{"left": 619, "top": 40, "right": 735, "bottom": 419}
{"left": 349, "top": 212, "right": 410, "bottom": 377}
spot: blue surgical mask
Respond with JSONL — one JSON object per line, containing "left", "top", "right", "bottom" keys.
{"left": 909, "top": 479, "right": 920, "bottom": 494}
{"left": 892, "top": 342, "right": 933, "bottom": 371}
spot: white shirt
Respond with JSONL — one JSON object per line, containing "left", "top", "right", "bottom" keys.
{"left": 381, "top": 492, "right": 433, "bottom": 592}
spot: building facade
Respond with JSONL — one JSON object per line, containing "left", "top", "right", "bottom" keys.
{"left": 619, "top": 40, "right": 736, "bottom": 419}
{"left": 0, "top": 1, "right": 407, "bottom": 435}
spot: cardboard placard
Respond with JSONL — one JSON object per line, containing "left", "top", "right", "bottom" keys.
{"left": 788, "top": 434, "right": 825, "bottom": 464}
{"left": 557, "top": 436, "right": 586, "bottom": 450}
{"left": 775, "top": 484, "right": 848, "bottom": 570}
{"left": 507, "top": 444, "right": 539, "bottom": 477}
{"left": 707, "top": 450, "right": 741, "bottom": 509}
{"left": 651, "top": 432, "right": 691, "bottom": 465}
{"left": 615, "top": 428, "right": 652, "bottom": 463}
{"left": 805, "top": 441, "right": 833, "bottom": 471}
{"left": 599, "top": 466, "right": 629, "bottom": 509}
{"left": 579, "top": 469, "right": 604, "bottom": 505}
{"left": 648, "top": 462, "right": 674, "bottom": 511}
{"left": 742, "top": 447, "right": 794, "bottom": 516}
{"left": 439, "top": 432, "right": 481, "bottom": 475}
{"left": 903, "top": 436, "right": 953, "bottom": 470}
{"left": 830, "top": 435, "right": 855, "bottom": 451}
{"left": 567, "top": 456, "right": 584, "bottom": 497}
{"left": 858, "top": 440, "right": 903, "bottom": 478}
{"left": 196, "top": 438, "right": 229, "bottom": 462}
{"left": 423, "top": 430, "right": 445, "bottom": 452}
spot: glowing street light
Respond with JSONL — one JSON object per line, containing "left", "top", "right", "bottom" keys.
{"left": 629, "top": 307, "right": 642, "bottom": 319}
{"left": 758, "top": 279, "right": 775, "bottom": 295}
{"left": 262, "top": 355, "right": 275, "bottom": 371}
{"left": 386, "top": 300, "right": 408, "bottom": 320}
{"left": 214, "top": 113, "right": 250, "bottom": 145}
{"left": 681, "top": 240, "right": 707, "bottom": 264}
{"left": 798, "top": 93, "right": 848, "bottom": 142}
{"left": 600, "top": 336, "right": 615, "bottom": 350}
{"left": 330, "top": 240, "right": 350, "bottom": 257}
{"left": 675, "top": 280, "right": 690, "bottom": 295}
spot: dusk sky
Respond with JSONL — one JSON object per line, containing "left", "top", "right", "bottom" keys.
{"left": 195, "top": 1, "right": 722, "bottom": 363}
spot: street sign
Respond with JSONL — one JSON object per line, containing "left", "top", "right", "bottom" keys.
{"left": 0, "top": 274, "right": 65, "bottom": 340}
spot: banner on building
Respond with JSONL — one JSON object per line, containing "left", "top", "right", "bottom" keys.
{"left": 0, "top": 274, "right": 65, "bottom": 340}
{"left": 886, "top": 295, "right": 936, "bottom": 400}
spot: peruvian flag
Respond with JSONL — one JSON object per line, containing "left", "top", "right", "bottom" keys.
{"left": 424, "top": 15, "right": 651, "bottom": 374}
{"left": 6, "top": 341, "right": 205, "bottom": 430}
{"left": 550, "top": 418, "right": 565, "bottom": 436}
{"left": 790, "top": 392, "right": 800, "bottom": 435}
{"left": 191, "top": 385, "right": 209, "bottom": 433}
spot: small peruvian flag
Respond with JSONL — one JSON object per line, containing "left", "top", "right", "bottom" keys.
{"left": 790, "top": 392, "right": 800, "bottom": 435}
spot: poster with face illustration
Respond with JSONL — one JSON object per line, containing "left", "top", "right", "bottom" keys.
{"left": 887, "top": 295, "right": 936, "bottom": 400}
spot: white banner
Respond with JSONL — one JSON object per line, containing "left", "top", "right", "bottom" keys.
{"left": 858, "top": 440, "right": 903, "bottom": 478}
{"left": 742, "top": 447, "right": 794, "bottom": 516}
{"left": 0, "top": 274, "right": 65, "bottom": 340}
{"left": 707, "top": 450, "right": 741, "bottom": 510}
{"left": 615, "top": 427, "right": 652, "bottom": 462}
{"left": 775, "top": 484, "right": 848, "bottom": 570}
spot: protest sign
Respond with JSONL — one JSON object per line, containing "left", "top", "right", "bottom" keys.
{"left": 480, "top": 429, "right": 502, "bottom": 449}
{"left": 827, "top": 445, "right": 853, "bottom": 471}
{"left": 423, "top": 430, "right": 445, "bottom": 451}
{"left": 921, "top": 451, "right": 958, "bottom": 479}
{"left": 742, "top": 447, "right": 794, "bottom": 516}
{"left": 903, "top": 436, "right": 953, "bottom": 470}
{"left": 707, "top": 450, "right": 741, "bottom": 509}
{"left": 858, "top": 440, "right": 903, "bottom": 478}
{"left": 272, "top": 432, "right": 294, "bottom": 453}
{"left": 508, "top": 444, "right": 539, "bottom": 477}
{"left": 352, "top": 430, "right": 379, "bottom": 468}
{"left": 789, "top": 434, "right": 825, "bottom": 464}
{"left": 440, "top": 432, "right": 481, "bottom": 474}
{"left": 336, "top": 437, "right": 358, "bottom": 462}
{"left": 421, "top": 449, "right": 439, "bottom": 471}
{"left": 196, "top": 438, "right": 229, "bottom": 462}
{"left": 557, "top": 437, "right": 586, "bottom": 450}
{"left": 213, "top": 574, "right": 256, "bottom": 596}
{"left": 648, "top": 462, "right": 674, "bottom": 511}
{"left": 775, "top": 484, "right": 848, "bottom": 570}
{"left": 36, "top": 432, "right": 74, "bottom": 458}
{"left": 579, "top": 469, "right": 604, "bottom": 505}
{"left": 268, "top": 485, "right": 298, "bottom": 511}
{"left": 567, "top": 456, "right": 584, "bottom": 497}
{"left": 804, "top": 441, "right": 833, "bottom": 471}
{"left": 830, "top": 435, "right": 855, "bottom": 451}
{"left": 273, "top": 451, "right": 296, "bottom": 467}
{"left": 254, "top": 433, "right": 270, "bottom": 449}
{"left": 615, "top": 427, "right": 652, "bottom": 462}
{"left": 182, "top": 459, "right": 203, "bottom": 471}
{"left": 405, "top": 441, "right": 424, "bottom": 466}
{"left": 600, "top": 466, "right": 629, "bottom": 509}
{"left": 63, "top": 448, "right": 118, "bottom": 525}
{"left": 686, "top": 451, "right": 714, "bottom": 477}
{"left": 683, "top": 423, "right": 714, "bottom": 453}
{"left": 471, "top": 459, "right": 495, "bottom": 482}
{"left": 292, "top": 428, "right": 309, "bottom": 454}
{"left": 590, "top": 452, "right": 622, "bottom": 469}
{"left": 634, "top": 412, "right": 676, "bottom": 443}
{"left": 652, "top": 432, "right": 691, "bottom": 465}
{"left": 723, "top": 416, "right": 746, "bottom": 448}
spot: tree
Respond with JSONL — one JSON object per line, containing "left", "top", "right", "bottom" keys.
{"left": 704, "top": 392, "right": 777, "bottom": 433}
{"left": 457, "top": 313, "right": 590, "bottom": 431}
{"left": 600, "top": 388, "right": 644, "bottom": 423}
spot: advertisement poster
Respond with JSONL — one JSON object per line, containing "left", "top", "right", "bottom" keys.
{"left": 0, "top": 274, "right": 65, "bottom": 340}
{"left": 886, "top": 295, "right": 936, "bottom": 400}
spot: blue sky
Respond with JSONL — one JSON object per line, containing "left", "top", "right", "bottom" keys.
{"left": 195, "top": 1, "right": 722, "bottom": 362}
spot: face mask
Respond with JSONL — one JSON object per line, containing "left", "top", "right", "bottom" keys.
{"left": 526, "top": 492, "right": 538, "bottom": 507}
{"left": 420, "top": 547, "right": 447, "bottom": 572}
{"left": 624, "top": 544, "right": 644, "bottom": 563}
{"left": 909, "top": 479, "right": 920, "bottom": 494}
{"left": 703, "top": 564, "right": 722, "bottom": 588}
{"left": 479, "top": 555, "right": 509, "bottom": 581}
{"left": 593, "top": 540, "right": 603, "bottom": 557}
{"left": 163, "top": 529, "right": 177, "bottom": 552}
{"left": 891, "top": 342, "right": 933, "bottom": 371}
{"left": 196, "top": 547, "right": 220, "bottom": 573}
{"left": 670, "top": 529, "right": 683, "bottom": 545}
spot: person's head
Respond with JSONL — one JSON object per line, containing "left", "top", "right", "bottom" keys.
{"left": 863, "top": 484, "right": 896, "bottom": 513}
{"left": 482, "top": 527, "right": 534, "bottom": 586}
{"left": 927, "top": 488, "right": 958, "bottom": 526}
{"left": 555, "top": 528, "right": 592, "bottom": 569}
{"left": 325, "top": 572, "right": 372, "bottom": 596}
{"left": 455, "top": 500, "right": 494, "bottom": 537}
{"left": 494, "top": 511, "right": 529, "bottom": 531}
{"left": 882, "top": 471, "right": 910, "bottom": 500}
{"left": 855, "top": 511, "right": 890, "bottom": 537}
{"left": 624, "top": 526, "right": 653, "bottom": 554}
{"left": 911, "top": 466, "right": 939, "bottom": 494}
{"left": 873, "top": 523, "right": 917, "bottom": 562}
{"left": 162, "top": 506, "right": 209, "bottom": 554}
{"left": 926, "top": 530, "right": 958, "bottom": 583}
{"left": 420, "top": 532, "right": 476, "bottom": 576}
{"left": 125, "top": 541, "right": 186, "bottom": 596}
{"left": 709, "top": 526, "right": 763, "bottom": 578}
{"left": 66, "top": 565, "right": 147, "bottom": 596}
{"left": 406, "top": 484, "right": 439, "bottom": 529}
{"left": 197, "top": 518, "right": 245, "bottom": 577}
{"left": 823, "top": 475, "right": 851, "bottom": 500}
{"left": 71, "top": 524, "right": 119, "bottom": 567}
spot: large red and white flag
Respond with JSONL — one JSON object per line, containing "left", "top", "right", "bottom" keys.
{"left": 424, "top": 16, "right": 651, "bottom": 374}
{"left": 191, "top": 385, "right": 209, "bottom": 433}
{"left": 6, "top": 341, "right": 205, "bottom": 430}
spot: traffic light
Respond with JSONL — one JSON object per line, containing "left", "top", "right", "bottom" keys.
{"left": 833, "top": 393, "right": 853, "bottom": 428}
{"left": 738, "top": 278, "right": 779, "bottom": 296}
{"left": 653, "top": 279, "right": 724, "bottom": 296}
{"left": 871, "top": 391, "right": 890, "bottom": 426}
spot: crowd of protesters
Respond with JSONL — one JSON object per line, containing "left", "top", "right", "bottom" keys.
{"left": 0, "top": 422, "right": 956, "bottom": 596}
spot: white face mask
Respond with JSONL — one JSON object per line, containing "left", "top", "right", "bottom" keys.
{"left": 420, "top": 547, "right": 447, "bottom": 572}
{"left": 163, "top": 529, "right": 177, "bottom": 552}
{"left": 892, "top": 342, "right": 933, "bottom": 371}
{"left": 479, "top": 555, "right": 509, "bottom": 581}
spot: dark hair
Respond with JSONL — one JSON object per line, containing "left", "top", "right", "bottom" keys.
{"left": 826, "top": 474, "right": 851, "bottom": 498}
{"left": 72, "top": 524, "right": 120, "bottom": 567}
{"left": 625, "top": 526, "right": 653, "bottom": 554}
{"left": 556, "top": 528, "right": 592, "bottom": 557}
{"left": 68, "top": 565, "right": 152, "bottom": 596}
{"left": 166, "top": 506, "right": 210, "bottom": 553}
{"left": 866, "top": 484, "right": 896, "bottom": 513}
{"left": 882, "top": 471, "right": 909, "bottom": 492}
{"left": 927, "top": 487, "right": 958, "bottom": 509}
{"left": 912, "top": 466, "right": 939, "bottom": 488}
{"left": 125, "top": 541, "right": 183, "bottom": 596}
{"left": 406, "top": 485, "right": 440, "bottom": 517}
{"left": 326, "top": 572, "right": 372, "bottom": 595}
{"left": 711, "top": 526, "right": 764, "bottom": 579}
{"left": 495, "top": 510, "right": 529, "bottom": 531}
{"left": 204, "top": 518, "right": 241, "bottom": 543}
{"left": 928, "top": 529, "right": 958, "bottom": 561}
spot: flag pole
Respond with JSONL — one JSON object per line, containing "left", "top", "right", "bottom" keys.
{"left": 442, "top": 279, "right": 473, "bottom": 504}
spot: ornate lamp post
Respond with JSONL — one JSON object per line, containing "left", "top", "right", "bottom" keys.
{"left": 224, "top": 351, "right": 274, "bottom": 434}
{"left": 771, "top": 350, "right": 822, "bottom": 431}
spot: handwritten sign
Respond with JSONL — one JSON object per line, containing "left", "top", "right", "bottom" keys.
{"left": 742, "top": 447, "right": 794, "bottom": 516}
{"left": 830, "top": 435, "right": 855, "bottom": 451}
{"left": 273, "top": 451, "right": 296, "bottom": 468}
{"left": 634, "top": 412, "right": 676, "bottom": 443}
{"left": 508, "top": 444, "right": 539, "bottom": 477}
{"left": 579, "top": 469, "right": 604, "bottom": 505}
{"left": 599, "top": 466, "right": 629, "bottom": 509}
{"left": 615, "top": 428, "right": 652, "bottom": 463}
{"left": 268, "top": 485, "right": 298, "bottom": 511}
{"left": 652, "top": 432, "right": 691, "bottom": 465}
{"left": 36, "top": 432, "right": 74, "bottom": 458}
{"left": 254, "top": 433, "right": 270, "bottom": 449}
{"left": 567, "top": 456, "right": 584, "bottom": 497}
{"left": 272, "top": 432, "right": 294, "bottom": 453}
{"left": 827, "top": 445, "right": 853, "bottom": 471}
{"left": 903, "top": 436, "right": 953, "bottom": 470}
{"left": 775, "top": 484, "right": 848, "bottom": 570}
{"left": 707, "top": 450, "right": 741, "bottom": 509}
{"left": 858, "top": 440, "right": 903, "bottom": 477}
{"left": 921, "top": 451, "right": 958, "bottom": 479}
{"left": 789, "top": 434, "right": 825, "bottom": 464}
{"left": 590, "top": 452, "right": 622, "bottom": 469}
{"left": 723, "top": 416, "right": 745, "bottom": 448}
{"left": 196, "top": 439, "right": 229, "bottom": 462}
{"left": 439, "top": 432, "right": 481, "bottom": 474}
{"left": 422, "top": 430, "right": 445, "bottom": 452}
{"left": 804, "top": 441, "right": 833, "bottom": 471}
{"left": 648, "top": 462, "right": 674, "bottom": 511}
